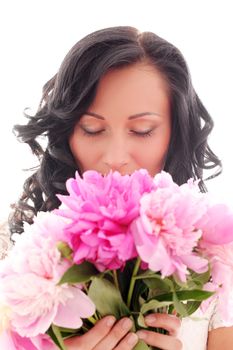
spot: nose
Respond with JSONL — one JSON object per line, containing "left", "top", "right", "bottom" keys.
{"left": 102, "top": 137, "right": 130, "bottom": 172}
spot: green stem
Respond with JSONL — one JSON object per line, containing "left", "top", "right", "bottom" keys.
{"left": 88, "top": 316, "right": 97, "bottom": 325}
{"left": 81, "top": 325, "right": 89, "bottom": 332}
{"left": 127, "top": 257, "right": 141, "bottom": 308}
{"left": 113, "top": 270, "right": 120, "bottom": 290}
{"left": 94, "top": 311, "right": 99, "bottom": 320}
{"left": 51, "top": 324, "right": 67, "bottom": 350}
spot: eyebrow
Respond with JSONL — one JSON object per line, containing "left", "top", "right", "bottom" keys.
{"left": 84, "top": 111, "right": 162, "bottom": 120}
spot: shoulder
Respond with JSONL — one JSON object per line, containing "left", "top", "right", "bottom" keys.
{"left": 0, "top": 220, "right": 12, "bottom": 259}
{"left": 207, "top": 296, "right": 233, "bottom": 349}
{"left": 207, "top": 326, "right": 233, "bottom": 349}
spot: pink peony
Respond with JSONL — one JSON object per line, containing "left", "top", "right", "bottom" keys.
{"left": 197, "top": 204, "right": 233, "bottom": 324}
{"left": 0, "top": 330, "right": 58, "bottom": 350}
{"left": 0, "top": 212, "right": 95, "bottom": 338}
{"left": 198, "top": 241, "right": 233, "bottom": 324}
{"left": 55, "top": 169, "right": 155, "bottom": 271}
{"left": 132, "top": 172, "right": 209, "bottom": 281}
{"left": 196, "top": 204, "right": 233, "bottom": 244}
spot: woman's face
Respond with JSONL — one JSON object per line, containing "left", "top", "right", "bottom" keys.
{"left": 69, "top": 62, "right": 171, "bottom": 177}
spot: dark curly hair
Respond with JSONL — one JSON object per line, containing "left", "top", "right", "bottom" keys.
{"left": 9, "top": 25, "right": 222, "bottom": 234}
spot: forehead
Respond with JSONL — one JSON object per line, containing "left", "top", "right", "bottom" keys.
{"left": 88, "top": 62, "right": 170, "bottom": 117}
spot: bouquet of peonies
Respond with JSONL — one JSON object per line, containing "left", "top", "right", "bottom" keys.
{"left": 1, "top": 169, "right": 233, "bottom": 350}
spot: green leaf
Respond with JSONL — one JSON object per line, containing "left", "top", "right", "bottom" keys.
{"left": 133, "top": 339, "right": 151, "bottom": 350}
{"left": 135, "top": 270, "right": 158, "bottom": 279}
{"left": 185, "top": 301, "right": 202, "bottom": 315}
{"left": 153, "top": 289, "right": 215, "bottom": 302}
{"left": 58, "top": 262, "right": 99, "bottom": 285}
{"left": 88, "top": 277, "right": 130, "bottom": 319}
{"left": 137, "top": 312, "right": 148, "bottom": 328}
{"left": 188, "top": 268, "right": 211, "bottom": 286}
{"left": 140, "top": 299, "right": 173, "bottom": 315}
{"left": 142, "top": 274, "right": 173, "bottom": 294}
{"left": 171, "top": 274, "right": 188, "bottom": 289}
{"left": 145, "top": 289, "right": 215, "bottom": 318}
{"left": 172, "top": 292, "right": 203, "bottom": 317}
{"left": 51, "top": 324, "right": 68, "bottom": 350}
{"left": 170, "top": 268, "right": 212, "bottom": 291}
{"left": 172, "top": 292, "right": 188, "bottom": 317}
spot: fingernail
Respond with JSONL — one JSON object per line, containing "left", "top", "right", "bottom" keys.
{"left": 127, "top": 333, "right": 138, "bottom": 345}
{"left": 106, "top": 316, "right": 116, "bottom": 327}
{"left": 121, "top": 318, "right": 132, "bottom": 330}
{"left": 136, "top": 331, "right": 147, "bottom": 340}
{"left": 145, "top": 314, "right": 156, "bottom": 324}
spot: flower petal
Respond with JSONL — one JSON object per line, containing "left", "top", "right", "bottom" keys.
{"left": 53, "top": 287, "right": 95, "bottom": 328}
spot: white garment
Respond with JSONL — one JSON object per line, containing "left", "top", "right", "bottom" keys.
{"left": 178, "top": 298, "right": 226, "bottom": 350}
{"left": 0, "top": 221, "right": 228, "bottom": 350}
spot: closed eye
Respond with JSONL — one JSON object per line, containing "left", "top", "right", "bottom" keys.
{"left": 80, "top": 127, "right": 154, "bottom": 138}
{"left": 80, "top": 128, "right": 104, "bottom": 137}
{"left": 130, "top": 129, "right": 154, "bottom": 137}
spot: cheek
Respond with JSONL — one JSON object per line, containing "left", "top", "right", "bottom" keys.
{"left": 132, "top": 134, "right": 170, "bottom": 175}
{"left": 69, "top": 134, "right": 101, "bottom": 169}
{"left": 134, "top": 146, "right": 165, "bottom": 169}
{"left": 69, "top": 134, "right": 85, "bottom": 164}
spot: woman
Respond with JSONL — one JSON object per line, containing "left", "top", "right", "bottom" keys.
{"left": 9, "top": 26, "right": 232, "bottom": 349}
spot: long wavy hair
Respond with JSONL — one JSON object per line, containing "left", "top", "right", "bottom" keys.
{"left": 9, "top": 26, "right": 222, "bottom": 234}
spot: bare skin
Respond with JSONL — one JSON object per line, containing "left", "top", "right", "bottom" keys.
{"left": 65, "top": 314, "right": 182, "bottom": 350}
{"left": 69, "top": 62, "right": 171, "bottom": 178}
{"left": 207, "top": 326, "right": 233, "bottom": 349}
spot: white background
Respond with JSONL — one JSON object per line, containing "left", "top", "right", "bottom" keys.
{"left": 0, "top": 0, "right": 233, "bottom": 220}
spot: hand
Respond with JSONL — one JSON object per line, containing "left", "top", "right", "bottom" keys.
{"left": 136, "top": 313, "right": 183, "bottom": 350}
{"left": 64, "top": 316, "right": 139, "bottom": 350}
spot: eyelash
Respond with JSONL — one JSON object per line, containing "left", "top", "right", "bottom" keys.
{"left": 81, "top": 129, "right": 153, "bottom": 138}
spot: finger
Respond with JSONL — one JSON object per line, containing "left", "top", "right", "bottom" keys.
{"left": 114, "top": 332, "right": 139, "bottom": 350}
{"left": 144, "top": 313, "right": 181, "bottom": 336}
{"left": 94, "top": 317, "right": 133, "bottom": 350}
{"left": 64, "top": 316, "right": 116, "bottom": 350}
{"left": 136, "top": 331, "right": 183, "bottom": 350}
